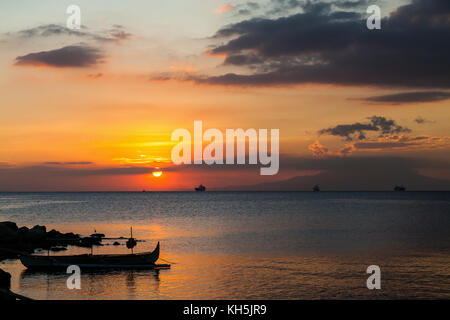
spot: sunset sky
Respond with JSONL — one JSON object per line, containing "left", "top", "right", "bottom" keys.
{"left": 1, "top": 0, "right": 449, "bottom": 191}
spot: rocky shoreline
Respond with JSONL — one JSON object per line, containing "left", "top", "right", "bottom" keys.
{"left": 0, "top": 220, "right": 106, "bottom": 300}
{"left": 0, "top": 221, "right": 105, "bottom": 261}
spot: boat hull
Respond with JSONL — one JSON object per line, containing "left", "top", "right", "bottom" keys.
{"left": 20, "top": 242, "right": 166, "bottom": 270}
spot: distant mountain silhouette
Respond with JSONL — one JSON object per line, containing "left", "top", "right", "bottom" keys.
{"left": 225, "top": 168, "right": 450, "bottom": 191}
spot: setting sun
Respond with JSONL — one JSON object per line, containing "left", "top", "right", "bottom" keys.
{"left": 152, "top": 171, "right": 163, "bottom": 177}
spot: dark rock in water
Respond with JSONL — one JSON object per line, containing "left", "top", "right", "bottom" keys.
{"left": 80, "top": 237, "right": 103, "bottom": 247}
{"left": 0, "top": 222, "right": 19, "bottom": 244}
{"left": 90, "top": 233, "right": 106, "bottom": 238}
{"left": 113, "top": 241, "right": 120, "bottom": 246}
{"left": 0, "top": 268, "right": 31, "bottom": 301}
{"left": 62, "top": 232, "right": 79, "bottom": 240}
{"left": 18, "top": 226, "right": 29, "bottom": 235}
{"left": 23, "top": 225, "right": 47, "bottom": 242}
{"left": 50, "top": 246, "right": 67, "bottom": 252}
{"left": 0, "top": 269, "right": 11, "bottom": 290}
{"left": 31, "top": 225, "right": 46, "bottom": 234}
{"left": 0, "top": 222, "right": 90, "bottom": 263}
{"left": 47, "top": 229, "right": 63, "bottom": 238}
{"left": 0, "top": 222, "right": 18, "bottom": 233}
{"left": 0, "top": 221, "right": 107, "bottom": 258}
{"left": 47, "top": 231, "right": 81, "bottom": 247}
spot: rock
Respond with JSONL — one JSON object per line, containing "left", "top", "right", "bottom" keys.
{"left": 47, "top": 231, "right": 80, "bottom": 248}
{"left": 0, "top": 222, "right": 19, "bottom": 244}
{"left": 0, "top": 222, "right": 18, "bottom": 233}
{"left": 50, "top": 246, "right": 67, "bottom": 252}
{"left": 113, "top": 241, "right": 120, "bottom": 246}
{"left": 18, "top": 226, "right": 29, "bottom": 235}
{"left": 0, "top": 269, "right": 11, "bottom": 290}
{"left": 0, "top": 268, "right": 14, "bottom": 301}
{"left": 30, "top": 225, "right": 46, "bottom": 234}
{"left": 62, "top": 232, "right": 80, "bottom": 240}
{"left": 23, "top": 225, "right": 47, "bottom": 242}
{"left": 47, "top": 229, "right": 63, "bottom": 238}
{"left": 79, "top": 237, "right": 102, "bottom": 247}
{"left": 0, "top": 269, "right": 32, "bottom": 301}
{"left": 90, "top": 233, "right": 105, "bottom": 238}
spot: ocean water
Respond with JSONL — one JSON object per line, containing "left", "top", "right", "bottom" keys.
{"left": 0, "top": 191, "right": 449, "bottom": 299}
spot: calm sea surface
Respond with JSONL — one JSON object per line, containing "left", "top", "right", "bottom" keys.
{"left": 1, "top": 191, "right": 449, "bottom": 299}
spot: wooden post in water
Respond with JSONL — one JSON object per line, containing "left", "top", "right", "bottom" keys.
{"left": 126, "top": 226, "right": 137, "bottom": 255}
{"left": 131, "top": 227, "right": 134, "bottom": 254}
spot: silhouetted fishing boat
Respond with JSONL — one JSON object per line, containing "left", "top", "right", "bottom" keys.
{"left": 312, "top": 184, "right": 320, "bottom": 192}
{"left": 394, "top": 185, "right": 406, "bottom": 192}
{"left": 195, "top": 184, "right": 206, "bottom": 192}
{"left": 19, "top": 242, "right": 169, "bottom": 270}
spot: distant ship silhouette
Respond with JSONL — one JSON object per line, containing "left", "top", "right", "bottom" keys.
{"left": 195, "top": 184, "right": 206, "bottom": 192}
{"left": 394, "top": 185, "right": 406, "bottom": 192}
{"left": 312, "top": 184, "right": 320, "bottom": 192}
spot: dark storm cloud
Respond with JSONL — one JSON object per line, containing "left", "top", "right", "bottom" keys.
{"left": 195, "top": 0, "right": 450, "bottom": 87}
{"left": 318, "top": 116, "right": 410, "bottom": 141}
{"left": 363, "top": 91, "right": 450, "bottom": 104}
{"left": 14, "top": 45, "right": 104, "bottom": 68}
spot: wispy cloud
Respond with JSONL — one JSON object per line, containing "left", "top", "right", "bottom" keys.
{"left": 14, "top": 24, "right": 132, "bottom": 43}
{"left": 318, "top": 116, "right": 410, "bottom": 142}
{"left": 309, "top": 114, "right": 449, "bottom": 158}
{"left": 43, "top": 162, "right": 93, "bottom": 165}
{"left": 362, "top": 91, "right": 450, "bottom": 104}
{"left": 14, "top": 45, "right": 105, "bottom": 68}
{"left": 308, "top": 140, "right": 332, "bottom": 159}
{"left": 354, "top": 135, "right": 450, "bottom": 151}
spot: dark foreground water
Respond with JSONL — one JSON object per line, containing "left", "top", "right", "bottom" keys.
{"left": 0, "top": 191, "right": 449, "bottom": 299}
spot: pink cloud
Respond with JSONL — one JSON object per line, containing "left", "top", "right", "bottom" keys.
{"left": 215, "top": 4, "right": 236, "bottom": 14}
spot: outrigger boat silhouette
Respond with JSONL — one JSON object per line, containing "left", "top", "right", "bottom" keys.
{"left": 19, "top": 227, "right": 170, "bottom": 270}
